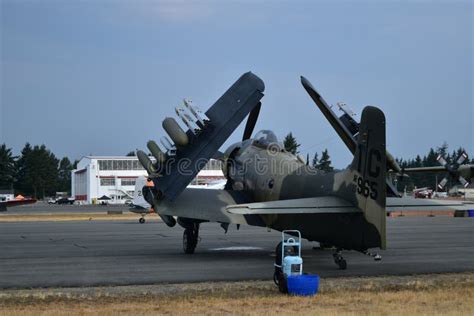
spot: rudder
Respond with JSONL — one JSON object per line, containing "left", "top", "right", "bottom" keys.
{"left": 346, "top": 106, "right": 387, "bottom": 249}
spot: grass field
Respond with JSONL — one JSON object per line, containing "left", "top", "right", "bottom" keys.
{"left": 1, "top": 273, "right": 472, "bottom": 315}
{"left": 0, "top": 212, "right": 158, "bottom": 222}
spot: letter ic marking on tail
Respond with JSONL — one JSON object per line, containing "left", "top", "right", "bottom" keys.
{"left": 353, "top": 148, "right": 381, "bottom": 201}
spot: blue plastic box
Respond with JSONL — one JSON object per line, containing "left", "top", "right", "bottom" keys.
{"left": 286, "top": 274, "right": 320, "bottom": 296}
{"left": 468, "top": 210, "right": 474, "bottom": 217}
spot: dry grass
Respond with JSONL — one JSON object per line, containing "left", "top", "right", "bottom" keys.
{"left": 1, "top": 273, "right": 473, "bottom": 315}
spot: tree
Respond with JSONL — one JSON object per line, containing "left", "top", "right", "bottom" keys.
{"left": 15, "top": 143, "right": 59, "bottom": 198}
{"left": 58, "top": 157, "right": 73, "bottom": 193}
{"left": 0, "top": 143, "right": 16, "bottom": 189}
{"left": 316, "top": 149, "right": 333, "bottom": 172}
{"left": 283, "top": 132, "right": 300, "bottom": 155}
{"left": 312, "top": 152, "right": 319, "bottom": 169}
{"left": 436, "top": 142, "right": 448, "bottom": 159}
{"left": 126, "top": 151, "right": 136, "bottom": 157}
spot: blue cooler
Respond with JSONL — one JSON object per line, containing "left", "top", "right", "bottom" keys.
{"left": 286, "top": 274, "right": 319, "bottom": 296}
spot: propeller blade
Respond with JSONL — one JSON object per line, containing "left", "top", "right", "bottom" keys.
{"left": 456, "top": 152, "right": 468, "bottom": 165}
{"left": 242, "top": 102, "right": 261, "bottom": 141}
{"left": 438, "top": 177, "right": 448, "bottom": 190}
{"left": 459, "top": 176, "right": 470, "bottom": 188}
{"left": 437, "top": 155, "right": 447, "bottom": 167}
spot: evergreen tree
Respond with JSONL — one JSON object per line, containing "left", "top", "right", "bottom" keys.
{"left": 0, "top": 144, "right": 15, "bottom": 189}
{"left": 14, "top": 143, "right": 32, "bottom": 195}
{"left": 126, "top": 151, "right": 136, "bottom": 156}
{"left": 436, "top": 142, "right": 448, "bottom": 159}
{"left": 425, "top": 148, "right": 439, "bottom": 167}
{"left": 312, "top": 153, "right": 319, "bottom": 168}
{"left": 316, "top": 149, "right": 333, "bottom": 172}
{"left": 15, "top": 143, "right": 59, "bottom": 198}
{"left": 283, "top": 133, "right": 300, "bottom": 155}
{"left": 0, "top": 144, "right": 16, "bottom": 189}
{"left": 58, "top": 157, "right": 73, "bottom": 193}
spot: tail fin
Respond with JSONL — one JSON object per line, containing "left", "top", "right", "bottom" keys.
{"left": 342, "top": 106, "right": 387, "bottom": 249}
{"left": 131, "top": 176, "right": 149, "bottom": 209}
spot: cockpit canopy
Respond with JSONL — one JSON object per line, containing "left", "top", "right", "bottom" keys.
{"left": 252, "top": 130, "right": 284, "bottom": 150}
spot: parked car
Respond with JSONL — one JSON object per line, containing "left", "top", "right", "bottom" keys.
{"left": 56, "top": 197, "right": 75, "bottom": 205}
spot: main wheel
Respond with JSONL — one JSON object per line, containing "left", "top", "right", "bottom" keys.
{"left": 139, "top": 217, "right": 145, "bottom": 224}
{"left": 183, "top": 228, "right": 198, "bottom": 254}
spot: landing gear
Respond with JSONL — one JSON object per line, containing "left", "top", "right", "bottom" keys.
{"left": 139, "top": 217, "right": 145, "bottom": 224}
{"left": 363, "top": 250, "right": 382, "bottom": 261}
{"left": 333, "top": 248, "right": 347, "bottom": 270}
{"left": 183, "top": 224, "right": 199, "bottom": 254}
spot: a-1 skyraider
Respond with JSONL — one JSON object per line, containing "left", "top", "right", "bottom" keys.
{"left": 136, "top": 72, "right": 467, "bottom": 269}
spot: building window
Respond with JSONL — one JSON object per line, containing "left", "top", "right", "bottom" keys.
{"left": 100, "top": 178, "right": 115, "bottom": 186}
{"left": 98, "top": 159, "right": 146, "bottom": 171}
{"left": 121, "top": 179, "right": 136, "bottom": 186}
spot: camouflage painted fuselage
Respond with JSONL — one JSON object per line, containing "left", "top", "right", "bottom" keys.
{"left": 223, "top": 137, "right": 384, "bottom": 251}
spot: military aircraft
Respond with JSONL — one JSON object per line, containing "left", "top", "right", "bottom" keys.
{"left": 0, "top": 196, "right": 37, "bottom": 212}
{"left": 135, "top": 72, "right": 467, "bottom": 269}
{"left": 401, "top": 152, "right": 473, "bottom": 190}
{"left": 128, "top": 176, "right": 156, "bottom": 223}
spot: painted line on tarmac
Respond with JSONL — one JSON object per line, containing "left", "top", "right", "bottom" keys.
{"left": 209, "top": 246, "right": 264, "bottom": 251}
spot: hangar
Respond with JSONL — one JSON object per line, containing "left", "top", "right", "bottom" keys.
{"left": 71, "top": 156, "right": 224, "bottom": 204}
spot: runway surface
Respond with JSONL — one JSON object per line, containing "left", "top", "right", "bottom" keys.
{"left": 0, "top": 217, "right": 473, "bottom": 288}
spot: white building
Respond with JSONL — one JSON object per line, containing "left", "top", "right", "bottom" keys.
{"left": 71, "top": 156, "right": 225, "bottom": 204}
{"left": 0, "top": 190, "right": 15, "bottom": 202}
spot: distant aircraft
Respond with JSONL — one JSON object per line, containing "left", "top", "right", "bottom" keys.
{"left": 0, "top": 195, "right": 37, "bottom": 212}
{"left": 128, "top": 177, "right": 155, "bottom": 223}
{"left": 402, "top": 152, "right": 473, "bottom": 190}
{"left": 133, "top": 72, "right": 467, "bottom": 270}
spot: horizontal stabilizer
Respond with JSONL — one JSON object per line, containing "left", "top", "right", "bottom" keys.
{"left": 386, "top": 197, "right": 469, "bottom": 212}
{"left": 226, "top": 196, "right": 360, "bottom": 215}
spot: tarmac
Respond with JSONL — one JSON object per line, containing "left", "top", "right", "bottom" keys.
{"left": 0, "top": 216, "right": 473, "bottom": 289}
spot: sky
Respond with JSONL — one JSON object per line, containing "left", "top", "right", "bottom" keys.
{"left": 1, "top": 0, "right": 473, "bottom": 168}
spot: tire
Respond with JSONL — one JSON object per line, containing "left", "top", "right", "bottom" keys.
{"left": 139, "top": 217, "right": 145, "bottom": 224}
{"left": 277, "top": 274, "right": 288, "bottom": 294}
{"left": 273, "top": 271, "right": 280, "bottom": 286}
{"left": 275, "top": 242, "right": 283, "bottom": 268}
{"left": 183, "top": 228, "right": 197, "bottom": 254}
